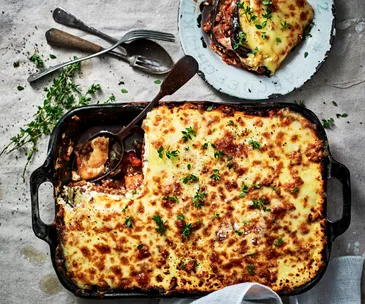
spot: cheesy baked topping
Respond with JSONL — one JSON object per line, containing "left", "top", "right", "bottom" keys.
{"left": 57, "top": 104, "right": 326, "bottom": 294}
{"left": 204, "top": 0, "right": 314, "bottom": 75}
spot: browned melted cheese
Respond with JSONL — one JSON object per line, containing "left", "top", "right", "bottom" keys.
{"left": 57, "top": 104, "right": 326, "bottom": 294}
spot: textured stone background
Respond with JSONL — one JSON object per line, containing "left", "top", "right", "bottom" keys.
{"left": 0, "top": 0, "right": 364, "bottom": 303}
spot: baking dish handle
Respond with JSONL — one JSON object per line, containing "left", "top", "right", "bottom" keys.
{"left": 328, "top": 159, "right": 351, "bottom": 241}
{"left": 30, "top": 160, "right": 56, "bottom": 246}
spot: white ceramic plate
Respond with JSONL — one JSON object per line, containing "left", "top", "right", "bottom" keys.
{"left": 178, "top": 0, "right": 335, "bottom": 100}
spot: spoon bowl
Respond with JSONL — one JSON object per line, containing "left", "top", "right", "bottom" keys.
{"left": 74, "top": 55, "right": 199, "bottom": 181}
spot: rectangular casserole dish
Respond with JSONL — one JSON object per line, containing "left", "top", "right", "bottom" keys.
{"left": 30, "top": 101, "right": 351, "bottom": 298}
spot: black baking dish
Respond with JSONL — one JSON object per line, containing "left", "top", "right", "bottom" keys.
{"left": 30, "top": 101, "right": 351, "bottom": 298}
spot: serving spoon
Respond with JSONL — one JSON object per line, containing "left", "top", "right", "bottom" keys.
{"left": 75, "top": 55, "right": 199, "bottom": 181}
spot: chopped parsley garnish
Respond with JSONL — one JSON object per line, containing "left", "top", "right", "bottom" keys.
{"left": 184, "top": 146, "right": 190, "bottom": 151}
{"left": 182, "top": 126, "right": 196, "bottom": 142}
{"left": 210, "top": 169, "right": 220, "bottom": 181}
{"left": 122, "top": 205, "right": 128, "bottom": 213}
{"left": 182, "top": 174, "right": 199, "bottom": 184}
{"left": 253, "top": 183, "right": 261, "bottom": 189}
{"left": 177, "top": 215, "right": 185, "bottom": 221}
{"left": 17, "top": 85, "right": 24, "bottom": 91}
{"left": 207, "top": 105, "right": 213, "bottom": 111}
{"left": 274, "top": 237, "right": 284, "bottom": 246}
{"left": 252, "top": 198, "right": 271, "bottom": 212}
{"left": 332, "top": 101, "right": 338, "bottom": 107}
{"left": 246, "top": 253, "right": 256, "bottom": 257}
{"left": 250, "top": 43, "right": 260, "bottom": 54}
{"left": 261, "top": 0, "right": 273, "bottom": 5}
{"left": 262, "top": 7, "right": 272, "bottom": 19}
{"left": 294, "top": 100, "right": 306, "bottom": 107}
{"left": 322, "top": 118, "right": 335, "bottom": 129}
{"left": 276, "top": 37, "right": 282, "bottom": 43}
{"left": 182, "top": 222, "right": 193, "bottom": 237}
{"left": 227, "top": 155, "right": 233, "bottom": 161}
{"left": 227, "top": 162, "right": 234, "bottom": 169}
{"left": 157, "top": 146, "right": 164, "bottom": 158}
{"left": 235, "top": 230, "right": 243, "bottom": 236}
{"left": 13, "top": 61, "right": 20, "bottom": 68}
{"left": 214, "top": 213, "right": 220, "bottom": 218}
{"left": 243, "top": 220, "right": 250, "bottom": 225}
{"left": 137, "top": 244, "right": 144, "bottom": 250}
{"left": 154, "top": 79, "right": 162, "bottom": 84}
{"left": 239, "top": 184, "right": 249, "bottom": 198}
{"left": 211, "top": 143, "right": 216, "bottom": 148}
{"left": 247, "top": 264, "right": 255, "bottom": 275}
{"left": 248, "top": 140, "right": 261, "bottom": 149}
{"left": 202, "top": 142, "right": 209, "bottom": 149}
{"left": 49, "top": 54, "right": 57, "bottom": 59}
{"left": 166, "top": 148, "right": 179, "bottom": 160}
{"left": 239, "top": 4, "right": 257, "bottom": 22}
{"left": 281, "top": 20, "right": 291, "bottom": 31}
{"left": 152, "top": 214, "right": 167, "bottom": 235}
{"left": 169, "top": 196, "right": 179, "bottom": 203}
{"left": 187, "top": 164, "right": 191, "bottom": 170}
{"left": 233, "top": 42, "right": 240, "bottom": 50}
{"left": 121, "top": 88, "right": 128, "bottom": 93}
{"left": 125, "top": 216, "right": 133, "bottom": 228}
{"left": 304, "top": 22, "right": 315, "bottom": 38}
{"left": 29, "top": 51, "right": 44, "bottom": 68}
{"left": 132, "top": 190, "right": 137, "bottom": 195}
{"left": 255, "top": 21, "right": 267, "bottom": 30}
{"left": 292, "top": 187, "right": 299, "bottom": 194}
{"left": 193, "top": 188, "right": 206, "bottom": 208}
{"left": 214, "top": 150, "right": 225, "bottom": 160}
{"left": 228, "top": 120, "right": 235, "bottom": 126}
{"left": 261, "top": 32, "right": 268, "bottom": 39}
{"left": 304, "top": 52, "right": 309, "bottom": 58}
{"left": 336, "top": 113, "right": 348, "bottom": 118}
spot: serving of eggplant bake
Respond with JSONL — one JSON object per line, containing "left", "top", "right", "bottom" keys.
{"left": 56, "top": 103, "right": 327, "bottom": 294}
{"left": 203, "top": 0, "right": 314, "bottom": 75}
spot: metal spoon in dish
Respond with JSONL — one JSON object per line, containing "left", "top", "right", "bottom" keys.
{"left": 46, "top": 28, "right": 174, "bottom": 75}
{"left": 74, "top": 55, "right": 199, "bottom": 181}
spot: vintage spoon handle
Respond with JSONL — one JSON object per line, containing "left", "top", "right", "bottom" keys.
{"left": 53, "top": 7, "right": 118, "bottom": 45}
{"left": 45, "top": 28, "right": 129, "bottom": 62}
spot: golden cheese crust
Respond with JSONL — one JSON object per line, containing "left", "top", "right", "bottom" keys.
{"left": 57, "top": 104, "right": 326, "bottom": 294}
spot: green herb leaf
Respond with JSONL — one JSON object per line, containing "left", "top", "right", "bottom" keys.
{"left": 182, "top": 126, "right": 196, "bottom": 142}
{"left": 152, "top": 214, "right": 167, "bottom": 235}
{"left": 214, "top": 213, "right": 220, "bottom": 218}
{"left": 304, "top": 52, "right": 309, "bottom": 58}
{"left": 336, "top": 113, "right": 348, "bottom": 118}
{"left": 122, "top": 205, "right": 128, "bottom": 213}
{"left": 332, "top": 101, "right": 338, "bottom": 107}
{"left": 261, "top": 0, "right": 273, "bottom": 5}
{"left": 248, "top": 140, "right": 261, "bottom": 149}
{"left": 252, "top": 198, "right": 271, "bottom": 212}
{"left": 137, "top": 244, "right": 144, "bottom": 250}
{"left": 49, "top": 54, "right": 57, "bottom": 59}
{"left": 276, "top": 37, "right": 282, "bottom": 43}
{"left": 202, "top": 142, "right": 209, "bottom": 149}
{"left": 294, "top": 100, "right": 306, "bottom": 107}
{"left": 187, "top": 164, "right": 191, "bottom": 170}
{"left": 169, "top": 196, "right": 179, "bottom": 203}
{"left": 182, "top": 222, "right": 193, "bottom": 237}
{"left": 121, "top": 88, "right": 128, "bottom": 93}
{"left": 29, "top": 51, "right": 44, "bottom": 68}
{"left": 157, "top": 146, "right": 164, "bottom": 158}
{"left": 292, "top": 187, "right": 299, "bottom": 193}
{"left": 207, "top": 105, "right": 213, "bottom": 111}
{"left": 247, "top": 264, "right": 255, "bottom": 275}
{"left": 239, "top": 184, "right": 249, "bottom": 198}
{"left": 227, "top": 162, "right": 234, "bottom": 169}
{"left": 154, "top": 79, "right": 162, "bottom": 84}
{"left": 132, "top": 190, "right": 137, "bottom": 195}
{"left": 13, "top": 61, "right": 20, "bottom": 68}
{"left": 210, "top": 169, "right": 220, "bottom": 181}
{"left": 322, "top": 118, "right": 335, "bottom": 129}
{"left": 182, "top": 174, "right": 199, "bottom": 184}
{"left": 274, "top": 237, "right": 284, "bottom": 246}
{"left": 125, "top": 216, "right": 133, "bottom": 228}
{"left": 246, "top": 253, "right": 256, "bottom": 257}
{"left": 214, "top": 150, "right": 225, "bottom": 160}
{"left": 235, "top": 230, "right": 243, "bottom": 236}
{"left": 251, "top": 47, "right": 259, "bottom": 55}
{"left": 193, "top": 188, "right": 206, "bottom": 208}
{"left": 166, "top": 148, "right": 179, "bottom": 160}
{"left": 177, "top": 214, "right": 185, "bottom": 221}
{"left": 17, "top": 85, "right": 24, "bottom": 91}
{"left": 280, "top": 20, "right": 291, "bottom": 31}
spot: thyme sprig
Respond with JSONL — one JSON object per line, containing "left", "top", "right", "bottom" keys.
{"left": 1, "top": 59, "right": 113, "bottom": 178}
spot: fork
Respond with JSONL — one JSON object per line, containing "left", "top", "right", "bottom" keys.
{"left": 27, "top": 29, "right": 175, "bottom": 82}
{"left": 53, "top": 7, "right": 175, "bottom": 49}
